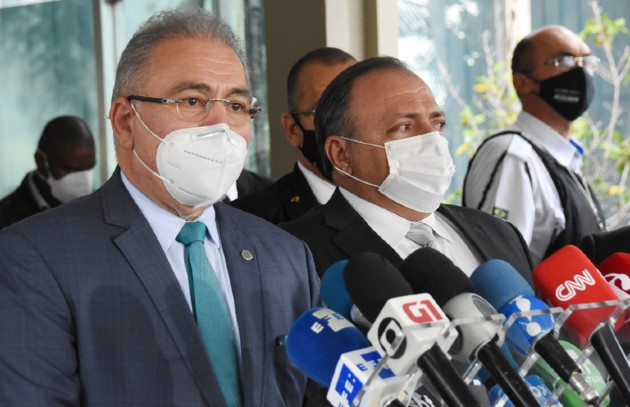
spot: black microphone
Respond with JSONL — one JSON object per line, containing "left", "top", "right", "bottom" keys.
{"left": 399, "top": 247, "right": 539, "bottom": 407}
{"left": 343, "top": 252, "right": 481, "bottom": 407}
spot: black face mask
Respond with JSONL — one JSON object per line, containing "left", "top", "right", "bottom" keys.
{"left": 531, "top": 67, "right": 595, "bottom": 121}
{"left": 291, "top": 114, "right": 322, "bottom": 172}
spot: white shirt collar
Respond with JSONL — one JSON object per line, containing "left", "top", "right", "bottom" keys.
{"left": 339, "top": 188, "right": 452, "bottom": 248}
{"left": 513, "top": 111, "right": 583, "bottom": 171}
{"left": 120, "top": 171, "right": 222, "bottom": 251}
{"left": 27, "top": 171, "right": 50, "bottom": 210}
{"left": 297, "top": 160, "right": 335, "bottom": 204}
{"left": 223, "top": 181, "right": 238, "bottom": 202}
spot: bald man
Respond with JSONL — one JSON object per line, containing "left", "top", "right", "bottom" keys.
{"left": 0, "top": 115, "right": 96, "bottom": 229}
{"left": 463, "top": 25, "right": 605, "bottom": 264}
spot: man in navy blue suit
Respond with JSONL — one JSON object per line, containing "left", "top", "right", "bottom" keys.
{"left": 0, "top": 8, "right": 319, "bottom": 406}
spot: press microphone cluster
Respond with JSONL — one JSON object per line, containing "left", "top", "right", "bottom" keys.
{"left": 289, "top": 244, "right": 630, "bottom": 406}
{"left": 532, "top": 245, "right": 630, "bottom": 404}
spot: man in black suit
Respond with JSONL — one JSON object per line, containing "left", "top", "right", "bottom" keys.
{"left": 230, "top": 48, "right": 356, "bottom": 223}
{"left": 281, "top": 56, "right": 534, "bottom": 283}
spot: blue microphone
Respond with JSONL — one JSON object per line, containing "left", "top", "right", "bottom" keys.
{"left": 320, "top": 260, "right": 353, "bottom": 319}
{"left": 286, "top": 307, "right": 370, "bottom": 387}
{"left": 471, "top": 259, "right": 598, "bottom": 403}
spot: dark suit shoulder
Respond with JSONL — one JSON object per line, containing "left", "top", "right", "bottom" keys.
{"left": 236, "top": 169, "right": 274, "bottom": 198}
{"left": 0, "top": 175, "right": 43, "bottom": 229}
{"left": 438, "top": 204, "right": 534, "bottom": 284}
{"left": 218, "top": 202, "right": 308, "bottom": 243}
{"left": 230, "top": 166, "right": 318, "bottom": 224}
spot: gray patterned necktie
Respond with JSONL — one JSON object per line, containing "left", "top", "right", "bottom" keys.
{"left": 406, "top": 222, "right": 436, "bottom": 248}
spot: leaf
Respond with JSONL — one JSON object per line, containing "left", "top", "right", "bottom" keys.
{"left": 473, "top": 83, "right": 488, "bottom": 93}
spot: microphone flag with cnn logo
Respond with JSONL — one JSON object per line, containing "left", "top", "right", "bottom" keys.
{"left": 532, "top": 245, "right": 623, "bottom": 345}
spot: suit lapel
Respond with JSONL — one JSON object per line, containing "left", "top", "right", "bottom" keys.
{"left": 215, "top": 203, "right": 265, "bottom": 407}
{"left": 279, "top": 165, "right": 319, "bottom": 220}
{"left": 324, "top": 189, "right": 403, "bottom": 267}
{"left": 101, "top": 169, "right": 226, "bottom": 407}
{"left": 437, "top": 204, "right": 494, "bottom": 262}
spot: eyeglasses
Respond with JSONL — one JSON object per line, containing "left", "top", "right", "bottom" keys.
{"left": 522, "top": 55, "right": 600, "bottom": 73}
{"left": 127, "top": 95, "right": 262, "bottom": 126}
{"left": 291, "top": 109, "right": 316, "bottom": 116}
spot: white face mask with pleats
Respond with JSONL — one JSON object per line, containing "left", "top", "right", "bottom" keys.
{"left": 131, "top": 105, "right": 248, "bottom": 208}
{"left": 47, "top": 169, "right": 94, "bottom": 203}
{"left": 334, "top": 131, "right": 455, "bottom": 213}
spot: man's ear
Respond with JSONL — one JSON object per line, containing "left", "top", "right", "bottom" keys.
{"left": 513, "top": 72, "right": 536, "bottom": 95}
{"left": 281, "top": 112, "right": 301, "bottom": 148}
{"left": 109, "top": 97, "right": 136, "bottom": 149}
{"left": 325, "top": 135, "right": 351, "bottom": 174}
{"left": 34, "top": 150, "right": 48, "bottom": 177}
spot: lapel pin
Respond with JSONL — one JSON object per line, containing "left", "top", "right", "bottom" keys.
{"left": 241, "top": 249, "right": 254, "bottom": 261}
{"left": 290, "top": 195, "right": 301, "bottom": 203}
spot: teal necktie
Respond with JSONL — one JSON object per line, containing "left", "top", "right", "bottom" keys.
{"left": 177, "top": 222, "right": 242, "bottom": 407}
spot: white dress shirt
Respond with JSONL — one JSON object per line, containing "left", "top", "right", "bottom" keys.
{"left": 464, "top": 111, "right": 587, "bottom": 265}
{"left": 340, "top": 188, "right": 481, "bottom": 276}
{"left": 298, "top": 160, "right": 335, "bottom": 204}
{"left": 120, "top": 172, "right": 242, "bottom": 357}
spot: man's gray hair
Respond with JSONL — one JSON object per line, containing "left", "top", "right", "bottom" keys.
{"left": 112, "top": 7, "right": 248, "bottom": 100}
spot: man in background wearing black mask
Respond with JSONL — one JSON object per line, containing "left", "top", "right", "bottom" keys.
{"left": 463, "top": 25, "right": 605, "bottom": 265}
{"left": 231, "top": 47, "right": 356, "bottom": 224}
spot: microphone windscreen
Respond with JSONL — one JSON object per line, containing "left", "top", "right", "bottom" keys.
{"left": 598, "top": 252, "right": 630, "bottom": 298}
{"left": 320, "top": 260, "right": 352, "bottom": 318}
{"left": 471, "top": 259, "right": 535, "bottom": 310}
{"left": 343, "top": 252, "right": 413, "bottom": 322}
{"left": 286, "top": 307, "right": 370, "bottom": 387}
{"left": 532, "top": 245, "right": 621, "bottom": 344}
{"left": 399, "top": 247, "right": 473, "bottom": 305}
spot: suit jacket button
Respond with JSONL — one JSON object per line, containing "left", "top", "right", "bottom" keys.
{"left": 241, "top": 250, "right": 253, "bottom": 261}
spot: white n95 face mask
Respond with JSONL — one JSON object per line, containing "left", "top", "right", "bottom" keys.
{"left": 335, "top": 131, "right": 455, "bottom": 213}
{"left": 48, "top": 169, "right": 94, "bottom": 203}
{"left": 132, "top": 107, "right": 248, "bottom": 208}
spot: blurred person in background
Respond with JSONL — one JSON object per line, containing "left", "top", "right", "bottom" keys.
{"left": 0, "top": 115, "right": 96, "bottom": 229}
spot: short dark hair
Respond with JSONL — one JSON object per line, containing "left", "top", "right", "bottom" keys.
{"left": 511, "top": 36, "right": 534, "bottom": 73}
{"left": 314, "top": 56, "right": 411, "bottom": 180}
{"left": 286, "top": 47, "right": 356, "bottom": 111}
{"left": 38, "top": 115, "right": 95, "bottom": 161}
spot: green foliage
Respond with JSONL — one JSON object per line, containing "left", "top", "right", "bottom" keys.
{"left": 454, "top": 57, "right": 520, "bottom": 158}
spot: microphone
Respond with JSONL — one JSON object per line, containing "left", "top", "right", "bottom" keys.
{"left": 471, "top": 259, "right": 598, "bottom": 402}
{"left": 488, "top": 375, "right": 562, "bottom": 406}
{"left": 531, "top": 339, "right": 611, "bottom": 407}
{"left": 533, "top": 245, "right": 630, "bottom": 403}
{"left": 598, "top": 252, "right": 630, "bottom": 302}
{"left": 321, "top": 260, "right": 353, "bottom": 319}
{"left": 286, "top": 307, "right": 412, "bottom": 406}
{"left": 320, "top": 259, "right": 373, "bottom": 332}
{"left": 343, "top": 251, "right": 481, "bottom": 407}
{"left": 598, "top": 252, "right": 630, "bottom": 343}
{"left": 327, "top": 346, "right": 410, "bottom": 407}
{"left": 399, "top": 248, "right": 539, "bottom": 407}
{"left": 286, "top": 307, "right": 370, "bottom": 387}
